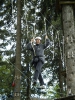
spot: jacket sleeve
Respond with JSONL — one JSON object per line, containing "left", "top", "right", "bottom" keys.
{"left": 26, "top": 42, "right": 33, "bottom": 51}
{"left": 43, "top": 38, "right": 50, "bottom": 49}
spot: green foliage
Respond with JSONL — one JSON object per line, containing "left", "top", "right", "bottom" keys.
{"left": 48, "top": 84, "right": 66, "bottom": 99}
{"left": 0, "top": 56, "right": 14, "bottom": 94}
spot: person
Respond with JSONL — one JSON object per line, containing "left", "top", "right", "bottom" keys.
{"left": 27, "top": 35, "right": 50, "bottom": 88}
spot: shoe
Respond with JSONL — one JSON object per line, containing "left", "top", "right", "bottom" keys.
{"left": 40, "top": 83, "right": 46, "bottom": 86}
{"left": 38, "top": 85, "right": 45, "bottom": 89}
{"left": 33, "top": 81, "right": 36, "bottom": 86}
{"left": 32, "top": 79, "right": 37, "bottom": 86}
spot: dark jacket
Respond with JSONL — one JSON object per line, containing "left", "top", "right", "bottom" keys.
{"left": 27, "top": 39, "right": 50, "bottom": 63}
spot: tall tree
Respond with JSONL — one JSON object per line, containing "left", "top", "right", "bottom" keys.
{"left": 14, "top": 0, "right": 21, "bottom": 100}
{"left": 62, "top": 4, "right": 75, "bottom": 95}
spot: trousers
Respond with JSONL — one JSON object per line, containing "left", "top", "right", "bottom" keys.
{"left": 33, "top": 60, "right": 44, "bottom": 85}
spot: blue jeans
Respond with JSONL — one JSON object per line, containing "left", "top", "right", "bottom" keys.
{"left": 33, "top": 60, "right": 44, "bottom": 85}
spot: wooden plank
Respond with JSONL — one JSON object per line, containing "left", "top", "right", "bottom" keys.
{"left": 59, "top": 0, "right": 75, "bottom": 1}
{"left": 55, "top": 95, "right": 75, "bottom": 100}
{"left": 59, "top": 1, "right": 75, "bottom": 4}
{"left": 31, "top": 97, "right": 48, "bottom": 100}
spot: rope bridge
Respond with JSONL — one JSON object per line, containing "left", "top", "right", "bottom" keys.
{"left": 1, "top": 0, "right": 75, "bottom": 100}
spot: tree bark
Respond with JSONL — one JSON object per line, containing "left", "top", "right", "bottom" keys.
{"left": 26, "top": 63, "right": 31, "bottom": 100}
{"left": 62, "top": 5, "right": 75, "bottom": 95}
{"left": 57, "top": 39, "right": 64, "bottom": 97}
{"left": 14, "top": 0, "right": 21, "bottom": 100}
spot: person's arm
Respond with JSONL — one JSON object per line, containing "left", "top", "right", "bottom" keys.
{"left": 26, "top": 38, "right": 35, "bottom": 50}
{"left": 43, "top": 35, "right": 50, "bottom": 49}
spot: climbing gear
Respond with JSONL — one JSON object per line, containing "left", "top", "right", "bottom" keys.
{"left": 12, "top": 81, "right": 15, "bottom": 87}
{"left": 33, "top": 56, "right": 39, "bottom": 62}
{"left": 33, "top": 81, "right": 37, "bottom": 86}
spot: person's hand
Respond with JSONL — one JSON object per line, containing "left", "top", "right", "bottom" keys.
{"left": 45, "top": 35, "right": 48, "bottom": 39}
{"left": 30, "top": 38, "right": 35, "bottom": 43}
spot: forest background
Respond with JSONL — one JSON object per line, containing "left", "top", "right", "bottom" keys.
{"left": 0, "top": 0, "right": 75, "bottom": 100}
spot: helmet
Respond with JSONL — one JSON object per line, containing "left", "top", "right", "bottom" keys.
{"left": 35, "top": 36, "right": 42, "bottom": 40}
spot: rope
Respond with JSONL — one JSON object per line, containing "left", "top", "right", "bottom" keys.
{"left": 57, "top": 31, "right": 63, "bottom": 63}
{"left": 5, "top": 59, "right": 31, "bottom": 81}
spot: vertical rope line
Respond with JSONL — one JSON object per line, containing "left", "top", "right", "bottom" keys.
{"left": 44, "top": 17, "right": 47, "bottom": 45}
{"left": 11, "top": 0, "right": 13, "bottom": 15}
{"left": 44, "top": 17, "right": 47, "bottom": 35}
{"left": 23, "top": 0, "right": 29, "bottom": 38}
{"left": 11, "top": 0, "right": 14, "bottom": 33}
{"left": 52, "top": 28, "right": 54, "bottom": 60}
{"left": 34, "top": 3, "right": 37, "bottom": 36}
{"left": 31, "top": 2, "right": 37, "bottom": 56}
{"left": 63, "top": 36, "right": 65, "bottom": 68}
{"left": 57, "top": 31, "right": 63, "bottom": 62}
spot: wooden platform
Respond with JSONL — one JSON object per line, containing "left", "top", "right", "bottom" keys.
{"left": 55, "top": 95, "right": 75, "bottom": 100}
{"left": 59, "top": 0, "right": 75, "bottom": 4}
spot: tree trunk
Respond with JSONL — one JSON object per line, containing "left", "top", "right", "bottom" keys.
{"left": 26, "top": 63, "right": 31, "bottom": 100}
{"left": 14, "top": 0, "right": 21, "bottom": 100}
{"left": 62, "top": 5, "right": 75, "bottom": 95}
{"left": 58, "top": 40, "right": 64, "bottom": 97}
